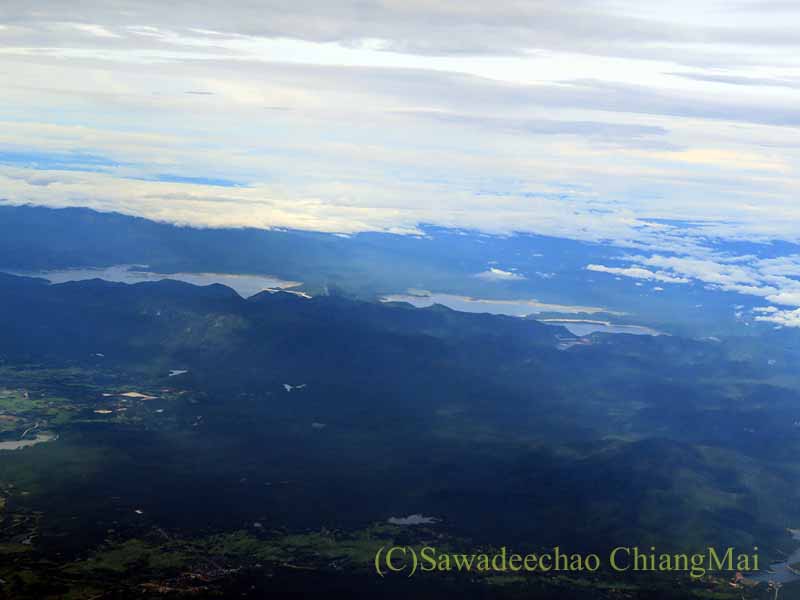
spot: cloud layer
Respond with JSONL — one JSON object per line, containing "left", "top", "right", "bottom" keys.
{"left": 1, "top": 1, "right": 800, "bottom": 323}
{"left": 587, "top": 253, "right": 800, "bottom": 327}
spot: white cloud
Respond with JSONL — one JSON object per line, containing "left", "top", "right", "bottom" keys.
{"left": 755, "top": 307, "right": 800, "bottom": 328}
{"left": 0, "top": 0, "right": 799, "bottom": 319}
{"left": 586, "top": 264, "right": 690, "bottom": 284}
{"left": 586, "top": 253, "right": 800, "bottom": 327}
{"left": 474, "top": 267, "right": 526, "bottom": 281}
{"left": 3, "top": 1, "right": 800, "bottom": 69}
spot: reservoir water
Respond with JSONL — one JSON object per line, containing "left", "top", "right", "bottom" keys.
{"left": 15, "top": 265, "right": 302, "bottom": 298}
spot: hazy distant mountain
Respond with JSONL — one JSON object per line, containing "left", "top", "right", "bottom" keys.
{"left": 0, "top": 204, "right": 785, "bottom": 337}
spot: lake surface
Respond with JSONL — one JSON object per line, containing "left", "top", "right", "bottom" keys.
{"left": 381, "top": 292, "right": 663, "bottom": 336}
{"left": 382, "top": 291, "right": 606, "bottom": 317}
{"left": 18, "top": 265, "right": 303, "bottom": 298}
{"left": 542, "top": 320, "right": 665, "bottom": 337}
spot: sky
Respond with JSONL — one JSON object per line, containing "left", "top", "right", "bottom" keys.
{"left": 1, "top": 1, "right": 800, "bottom": 325}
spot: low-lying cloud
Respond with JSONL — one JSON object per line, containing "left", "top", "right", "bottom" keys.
{"left": 588, "top": 253, "right": 800, "bottom": 328}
